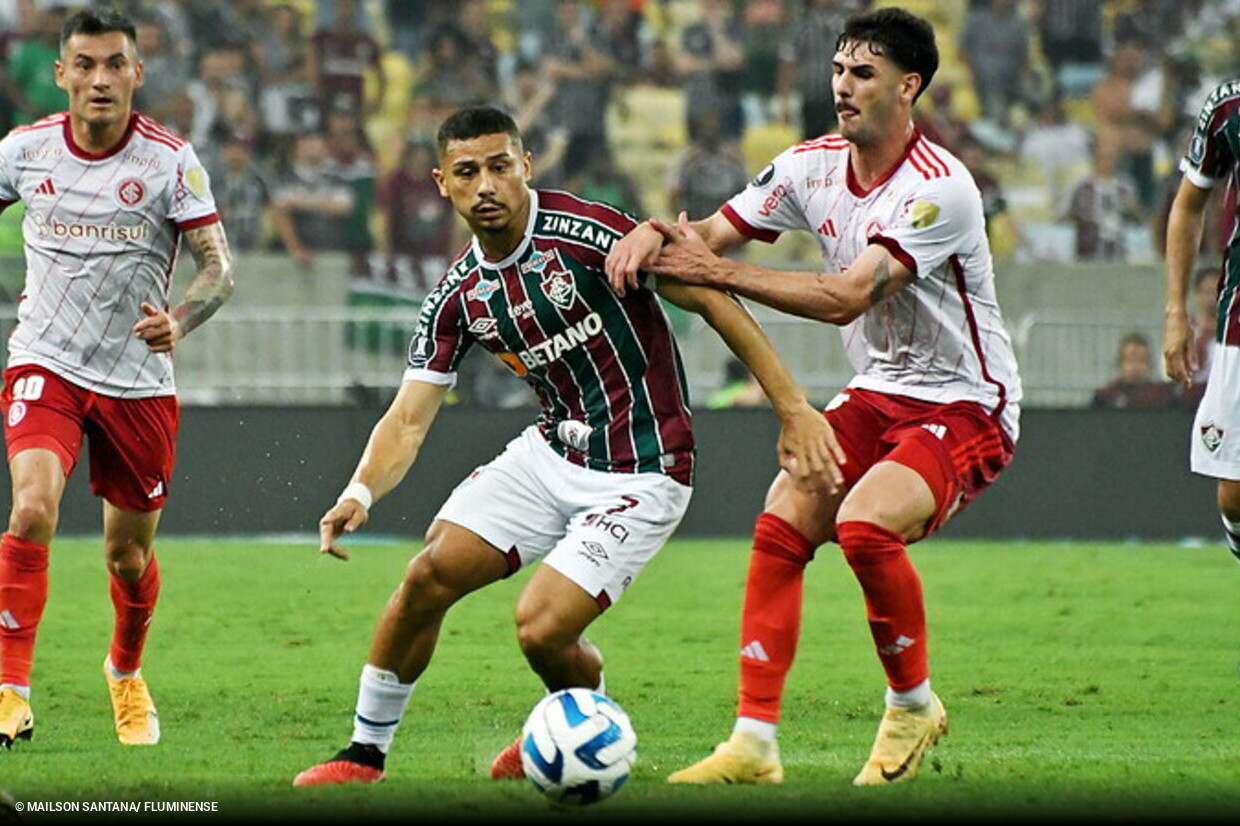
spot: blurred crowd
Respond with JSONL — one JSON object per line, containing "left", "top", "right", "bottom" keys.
{"left": 2, "top": 0, "right": 1240, "bottom": 406}
{"left": 2, "top": 0, "right": 1238, "bottom": 280}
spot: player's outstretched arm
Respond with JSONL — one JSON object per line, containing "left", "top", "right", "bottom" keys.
{"left": 605, "top": 211, "right": 744, "bottom": 296}
{"left": 1163, "top": 177, "right": 1212, "bottom": 386}
{"left": 320, "top": 380, "right": 450, "bottom": 560}
{"left": 647, "top": 214, "right": 913, "bottom": 324}
{"left": 658, "top": 279, "right": 845, "bottom": 495}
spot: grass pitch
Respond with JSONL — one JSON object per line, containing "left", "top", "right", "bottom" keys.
{"left": 1, "top": 535, "right": 1239, "bottom": 823}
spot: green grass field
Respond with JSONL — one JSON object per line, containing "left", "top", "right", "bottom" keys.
{"left": 2, "top": 535, "right": 1239, "bottom": 823}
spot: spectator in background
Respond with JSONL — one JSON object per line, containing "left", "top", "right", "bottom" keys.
{"left": 269, "top": 132, "right": 355, "bottom": 269}
{"left": 597, "top": 0, "right": 651, "bottom": 86}
{"left": 132, "top": 14, "right": 190, "bottom": 115}
{"left": 184, "top": 45, "right": 259, "bottom": 155}
{"left": 667, "top": 111, "right": 750, "bottom": 222}
{"left": 1018, "top": 92, "right": 1092, "bottom": 207}
{"left": 1094, "top": 38, "right": 1169, "bottom": 214}
{"left": 417, "top": 21, "right": 493, "bottom": 116}
{"left": 1036, "top": 0, "right": 1104, "bottom": 100}
{"left": 1091, "top": 332, "right": 1182, "bottom": 410}
{"left": 506, "top": 57, "right": 568, "bottom": 188}
{"left": 310, "top": 0, "right": 387, "bottom": 125}
{"left": 4, "top": 4, "right": 67, "bottom": 125}
{"left": 375, "top": 139, "right": 460, "bottom": 298}
{"left": 739, "top": 0, "right": 787, "bottom": 128}
{"left": 542, "top": 0, "right": 617, "bottom": 175}
{"left": 457, "top": 0, "right": 500, "bottom": 104}
{"left": 210, "top": 135, "right": 273, "bottom": 254}
{"left": 1060, "top": 132, "right": 1143, "bottom": 262}
{"left": 677, "top": 0, "right": 745, "bottom": 144}
{"left": 778, "top": 0, "right": 864, "bottom": 141}
{"left": 254, "top": 2, "right": 316, "bottom": 155}
{"left": 958, "top": 0, "right": 1031, "bottom": 133}
{"left": 323, "top": 105, "right": 377, "bottom": 278}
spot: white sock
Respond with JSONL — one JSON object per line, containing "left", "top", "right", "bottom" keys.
{"left": 105, "top": 657, "right": 139, "bottom": 680}
{"left": 1222, "top": 514, "right": 1240, "bottom": 565}
{"left": 595, "top": 671, "right": 606, "bottom": 695}
{"left": 886, "top": 679, "right": 932, "bottom": 710}
{"left": 733, "top": 716, "right": 777, "bottom": 743}
{"left": 0, "top": 683, "right": 29, "bottom": 700}
{"left": 351, "top": 664, "right": 415, "bottom": 753}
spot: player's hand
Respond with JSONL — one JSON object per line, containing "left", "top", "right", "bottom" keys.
{"left": 777, "top": 402, "right": 846, "bottom": 496}
{"left": 133, "top": 302, "right": 184, "bottom": 353}
{"left": 645, "top": 212, "right": 717, "bottom": 287}
{"left": 318, "top": 499, "right": 369, "bottom": 561}
{"left": 1162, "top": 310, "right": 1196, "bottom": 387}
{"left": 605, "top": 221, "right": 664, "bottom": 296}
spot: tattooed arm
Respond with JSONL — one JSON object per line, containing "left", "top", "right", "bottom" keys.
{"left": 636, "top": 213, "right": 914, "bottom": 326}
{"left": 133, "top": 221, "right": 236, "bottom": 353}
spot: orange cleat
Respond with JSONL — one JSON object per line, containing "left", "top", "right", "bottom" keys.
{"left": 292, "top": 743, "right": 386, "bottom": 787}
{"left": 489, "top": 734, "right": 524, "bottom": 779}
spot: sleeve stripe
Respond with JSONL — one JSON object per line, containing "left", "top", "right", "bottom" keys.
{"left": 720, "top": 203, "right": 780, "bottom": 243}
{"left": 870, "top": 234, "right": 919, "bottom": 276}
{"left": 175, "top": 213, "right": 221, "bottom": 231}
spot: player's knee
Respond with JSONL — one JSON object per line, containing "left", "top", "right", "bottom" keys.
{"left": 7, "top": 497, "right": 59, "bottom": 543}
{"left": 515, "top": 612, "right": 572, "bottom": 666}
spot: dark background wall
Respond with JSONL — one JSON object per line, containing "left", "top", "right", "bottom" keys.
{"left": 6, "top": 407, "right": 1218, "bottom": 542}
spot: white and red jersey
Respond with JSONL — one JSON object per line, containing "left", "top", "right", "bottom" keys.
{"left": 0, "top": 112, "right": 220, "bottom": 398}
{"left": 722, "top": 130, "right": 1022, "bottom": 442}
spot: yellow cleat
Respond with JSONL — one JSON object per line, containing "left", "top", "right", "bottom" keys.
{"left": 852, "top": 692, "right": 947, "bottom": 786}
{"left": 666, "top": 731, "right": 783, "bottom": 784}
{"left": 0, "top": 688, "right": 33, "bottom": 748}
{"left": 103, "top": 659, "right": 160, "bottom": 746}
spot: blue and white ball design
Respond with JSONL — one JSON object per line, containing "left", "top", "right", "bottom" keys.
{"left": 520, "top": 688, "right": 638, "bottom": 805}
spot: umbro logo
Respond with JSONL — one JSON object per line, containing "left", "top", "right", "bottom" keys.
{"left": 35, "top": 178, "right": 56, "bottom": 196}
{"left": 578, "top": 541, "right": 608, "bottom": 566}
{"left": 741, "top": 640, "right": 770, "bottom": 662}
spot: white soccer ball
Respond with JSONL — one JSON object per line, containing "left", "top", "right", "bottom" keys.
{"left": 520, "top": 688, "right": 638, "bottom": 806}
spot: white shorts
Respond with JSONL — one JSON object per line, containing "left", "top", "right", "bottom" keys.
{"left": 1191, "top": 344, "right": 1240, "bottom": 480}
{"left": 434, "top": 425, "right": 693, "bottom": 607}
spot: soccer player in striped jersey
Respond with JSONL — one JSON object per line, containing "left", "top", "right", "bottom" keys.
{"left": 608, "top": 7, "right": 1022, "bottom": 786}
{"left": 1165, "top": 77, "right": 1240, "bottom": 627}
{"left": 0, "top": 7, "right": 234, "bottom": 749}
{"left": 292, "top": 106, "right": 840, "bottom": 787}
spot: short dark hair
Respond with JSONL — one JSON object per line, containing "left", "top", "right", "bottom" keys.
{"left": 60, "top": 6, "right": 137, "bottom": 52}
{"left": 836, "top": 7, "right": 938, "bottom": 103}
{"left": 436, "top": 106, "right": 523, "bottom": 157}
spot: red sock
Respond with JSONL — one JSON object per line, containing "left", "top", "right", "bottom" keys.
{"left": 108, "top": 555, "right": 160, "bottom": 673}
{"left": 737, "top": 513, "right": 817, "bottom": 723}
{"left": 0, "top": 533, "right": 49, "bottom": 687}
{"left": 837, "top": 520, "right": 928, "bottom": 692}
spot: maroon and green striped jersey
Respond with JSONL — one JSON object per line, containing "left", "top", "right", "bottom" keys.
{"left": 404, "top": 189, "right": 695, "bottom": 485}
{"left": 1181, "top": 77, "right": 1240, "bottom": 348}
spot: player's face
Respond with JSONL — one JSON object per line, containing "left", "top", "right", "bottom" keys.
{"left": 832, "top": 41, "right": 919, "bottom": 147}
{"left": 56, "top": 32, "right": 145, "bottom": 129}
{"left": 433, "top": 132, "right": 532, "bottom": 236}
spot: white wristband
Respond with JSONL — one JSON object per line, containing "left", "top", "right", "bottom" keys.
{"left": 336, "top": 482, "right": 373, "bottom": 512}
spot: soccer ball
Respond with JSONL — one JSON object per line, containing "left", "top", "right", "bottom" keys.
{"left": 520, "top": 688, "right": 638, "bottom": 806}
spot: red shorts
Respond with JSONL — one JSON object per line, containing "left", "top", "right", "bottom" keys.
{"left": 825, "top": 388, "right": 1013, "bottom": 536}
{"left": 1, "top": 365, "right": 179, "bottom": 512}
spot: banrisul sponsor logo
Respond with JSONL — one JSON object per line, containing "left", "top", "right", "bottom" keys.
{"left": 517, "top": 312, "right": 603, "bottom": 369}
